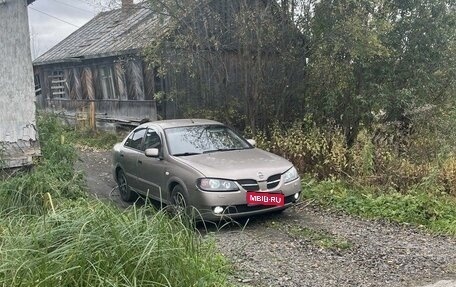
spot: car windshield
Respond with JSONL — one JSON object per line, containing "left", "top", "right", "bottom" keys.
{"left": 165, "top": 125, "right": 251, "bottom": 156}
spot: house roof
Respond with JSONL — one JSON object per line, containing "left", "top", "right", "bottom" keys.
{"left": 33, "top": 3, "right": 165, "bottom": 66}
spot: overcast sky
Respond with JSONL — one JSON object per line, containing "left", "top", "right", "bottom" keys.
{"left": 27, "top": 0, "right": 129, "bottom": 59}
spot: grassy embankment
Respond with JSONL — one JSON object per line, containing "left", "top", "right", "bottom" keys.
{"left": 253, "top": 120, "right": 456, "bottom": 236}
{"left": 0, "top": 114, "right": 229, "bottom": 286}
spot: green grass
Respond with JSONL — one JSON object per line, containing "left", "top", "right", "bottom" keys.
{"left": 0, "top": 201, "right": 229, "bottom": 286}
{"left": 0, "top": 113, "right": 231, "bottom": 286}
{"left": 302, "top": 177, "right": 456, "bottom": 235}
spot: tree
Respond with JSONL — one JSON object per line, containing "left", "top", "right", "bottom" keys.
{"left": 300, "top": 0, "right": 456, "bottom": 146}
{"left": 144, "top": 0, "right": 306, "bottom": 131}
{"left": 302, "top": 0, "right": 390, "bottom": 146}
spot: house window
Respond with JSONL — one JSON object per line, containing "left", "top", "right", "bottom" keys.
{"left": 50, "top": 70, "right": 67, "bottom": 99}
{"left": 99, "top": 66, "right": 117, "bottom": 99}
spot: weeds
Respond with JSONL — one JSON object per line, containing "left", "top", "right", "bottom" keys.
{"left": 0, "top": 114, "right": 85, "bottom": 215}
{"left": 0, "top": 201, "right": 229, "bottom": 286}
{"left": 252, "top": 119, "right": 456, "bottom": 195}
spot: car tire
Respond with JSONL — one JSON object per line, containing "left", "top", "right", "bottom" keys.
{"left": 117, "top": 169, "right": 138, "bottom": 202}
{"left": 170, "top": 185, "right": 189, "bottom": 215}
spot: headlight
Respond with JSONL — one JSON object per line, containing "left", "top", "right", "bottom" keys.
{"left": 283, "top": 166, "right": 298, "bottom": 183}
{"left": 197, "top": 178, "right": 239, "bottom": 192}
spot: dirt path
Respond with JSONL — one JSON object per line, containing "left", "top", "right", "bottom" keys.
{"left": 76, "top": 148, "right": 456, "bottom": 287}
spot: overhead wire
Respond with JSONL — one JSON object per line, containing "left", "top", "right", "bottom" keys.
{"left": 49, "top": 0, "right": 96, "bottom": 14}
{"left": 28, "top": 7, "right": 81, "bottom": 28}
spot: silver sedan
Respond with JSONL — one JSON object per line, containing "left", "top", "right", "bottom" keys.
{"left": 112, "top": 119, "right": 301, "bottom": 221}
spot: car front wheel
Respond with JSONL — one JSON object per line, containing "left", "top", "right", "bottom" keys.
{"left": 171, "top": 185, "right": 189, "bottom": 215}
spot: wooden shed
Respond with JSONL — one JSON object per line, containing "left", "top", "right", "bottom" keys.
{"left": 0, "top": 0, "right": 40, "bottom": 168}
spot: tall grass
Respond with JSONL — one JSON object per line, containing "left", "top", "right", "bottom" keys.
{"left": 0, "top": 201, "right": 228, "bottom": 286}
{"left": 0, "top": 113, "right": 230, "bottom": 286}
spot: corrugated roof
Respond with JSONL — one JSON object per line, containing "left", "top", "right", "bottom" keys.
{"left": 33, "top": 4, "right": 166, "bottom": 65}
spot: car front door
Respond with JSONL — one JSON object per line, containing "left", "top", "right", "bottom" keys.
{"left": 136, "top": 128, "right": 166, "bottom": 200}
{"left": 120, "top": 128, "right": 146, "bottom": 192}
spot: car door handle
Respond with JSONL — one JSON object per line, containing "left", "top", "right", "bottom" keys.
{"left": 120, "top": 153, "right": 124, "bottom": 158}
{"left": 138, "top": 160, "right": 142, "bottom": 164}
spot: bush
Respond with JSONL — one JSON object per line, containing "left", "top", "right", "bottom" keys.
{"left": 250, "top": 119, "right": 347, "bottom": 179}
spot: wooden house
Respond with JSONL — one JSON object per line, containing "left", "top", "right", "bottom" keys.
{"left": 33, "top": 0, "right": 160, "bottom": 127}
{"left": 0, "top": 0, "right": 40, "bottom": 168}
{"left": 33, "top": 0, "right": 303, "bottom": 128}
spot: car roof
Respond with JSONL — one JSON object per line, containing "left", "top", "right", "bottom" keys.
{"left": 138, "top": 119, "right": 223, "bottom": 129}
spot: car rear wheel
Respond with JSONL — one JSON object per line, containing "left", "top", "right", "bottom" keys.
{"left": 117, "top": 169, "right": 138, "bottom": 202}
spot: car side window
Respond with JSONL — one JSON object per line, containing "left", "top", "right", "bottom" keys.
{"left": 143, "top": 129, "right": 161, "bottom": 151}
{"left": 124, "top": 128, "right": 146, "bottom": 150}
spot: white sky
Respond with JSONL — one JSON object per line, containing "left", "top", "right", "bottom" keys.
{"left": 27, "top": 0, "right": 131, "bottom": 59}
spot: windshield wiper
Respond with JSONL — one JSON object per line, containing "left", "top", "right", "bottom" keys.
{"left": 203, "top": 148, "right": 244, "bottom": 154}
{"left": 172, "top": 152, "right": 202, "bottom": 157}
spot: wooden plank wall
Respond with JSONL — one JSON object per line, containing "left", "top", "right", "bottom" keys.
{"left": 35, "top": 56, "right": 148, "bottom": 102}
{"left": 34, "top": 56, "right": 156, "bottom": 121}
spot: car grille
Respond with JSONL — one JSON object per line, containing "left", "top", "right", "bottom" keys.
{"left": 237, "top": 179, "right": 259, "bottom": 191}
{"left": 266, "top": 174, "right": 281, "bottom": 189}
{"left": 237, "top": 174, "right": 282, "bottom": 191}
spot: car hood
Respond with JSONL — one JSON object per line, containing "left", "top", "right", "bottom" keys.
{"left": 174, "top": 148, "right": 293, "bottom": 180}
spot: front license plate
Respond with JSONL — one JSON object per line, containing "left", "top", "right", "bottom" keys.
{"left": 246, "top": 192, "right": 284, "bottom": 206}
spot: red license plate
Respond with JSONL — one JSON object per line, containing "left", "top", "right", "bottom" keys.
{"left": 246, "top": 192, "right": 284, "bottom": 206}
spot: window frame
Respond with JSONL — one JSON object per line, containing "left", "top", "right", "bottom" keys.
{"left": 50, "top": 70, "right": 68, "bottom": 99}
{"left": 99, "top": 65, "right": 117, "bottom": 100}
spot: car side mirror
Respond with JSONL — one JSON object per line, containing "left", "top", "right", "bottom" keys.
{"left": 247, "top": 139, "right": 256, "bottom": 147}
{"left": 145, "top": 148, "right": 159, "bottom": 158}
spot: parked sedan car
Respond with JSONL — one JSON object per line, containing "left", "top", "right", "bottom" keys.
{"left": 112, "top": 119, "right": 301, "bottom": 221}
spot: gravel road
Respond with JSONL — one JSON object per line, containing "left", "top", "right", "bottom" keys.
{"left": 76, "top": 148, "right": 456, "bottom": 287}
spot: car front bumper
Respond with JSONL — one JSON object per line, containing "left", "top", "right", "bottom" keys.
{"left": 190, "top": 177, "right": 302, "bottom": 221}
